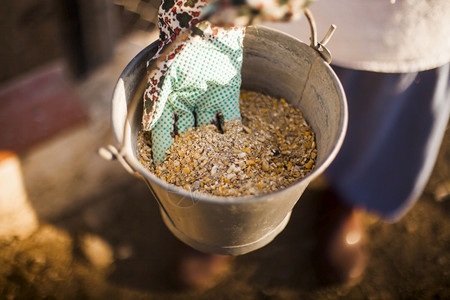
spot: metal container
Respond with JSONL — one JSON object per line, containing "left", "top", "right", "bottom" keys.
{"left": 107, "top": 24, "right": 347, "bottom": 255}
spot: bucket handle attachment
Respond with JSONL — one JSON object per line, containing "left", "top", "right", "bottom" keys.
{"left": 304, "top": 8, "right": 336, "bottom": 64}
{"left": 98, "top": 145, "right": 136, "bottom": 175}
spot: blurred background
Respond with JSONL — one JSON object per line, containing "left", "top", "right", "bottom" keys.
{"left": 0, "top": 0, "right": 160, "bottom": 155}
{"left": 1, "top": 0, "right": 158, "bottom": 83}
{"left": 0, "top": 0, "right": 449, "bottom": 299}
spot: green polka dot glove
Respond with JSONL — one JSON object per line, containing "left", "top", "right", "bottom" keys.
{"left": 143, "top": 0, "right": 245, "bottom": 164}
{"left": 148, "top": 28, "right": 244, "bottom": 163}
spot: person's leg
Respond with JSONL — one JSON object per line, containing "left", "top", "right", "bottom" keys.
{"left": 313, "top": 63, "right": 450, "bottom": 285}
{"left": 327, "top": 63, "right": 450, "bottom": 221}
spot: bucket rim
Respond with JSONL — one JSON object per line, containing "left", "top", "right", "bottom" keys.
{"left": 111, "top": 25, "right": 348, "bottom": 205}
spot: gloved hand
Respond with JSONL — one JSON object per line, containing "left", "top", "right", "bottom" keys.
{"left": 145, "top": 26, "right": 244, "bottom": 163}
{"left": 143, "top": 0, "right": 312, "bottom": 164}
{"left": 143, "top": 0, "right": 246, "bottom": 163}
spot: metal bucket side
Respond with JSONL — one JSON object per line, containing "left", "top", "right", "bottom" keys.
{"left": 111, "top": 25, "right": 348, "bottom": 255}
{"left": 241, "top": 26, "right": 348, "bottom": 182}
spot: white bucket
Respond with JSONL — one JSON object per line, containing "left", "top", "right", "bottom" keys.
{"left": 106, "top": 23, "right": 347, "bottom": 255}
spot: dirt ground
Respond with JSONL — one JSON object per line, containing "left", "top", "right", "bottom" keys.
{"left": 0, "top": 23, "right": 449, "bottom": 299}
{"left": 0, "top": 120, "right": 448, "bottom": 299}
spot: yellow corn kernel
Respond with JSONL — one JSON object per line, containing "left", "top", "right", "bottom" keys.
{"left": 246, "top": 166, "right": 252, "bottom": 175}
{"left": 246, "top": 160, "right": 255, "bottom": 165}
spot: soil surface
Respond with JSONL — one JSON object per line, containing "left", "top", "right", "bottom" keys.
{"left": 1, "top": 125, "right": 449, "bottom": 299}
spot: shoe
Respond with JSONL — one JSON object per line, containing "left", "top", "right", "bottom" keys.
{"left": 312, "top": 189, "right": 366, "bottom": 286}
{"left": 175, "top": 244, "right": 234, "bottom": 291}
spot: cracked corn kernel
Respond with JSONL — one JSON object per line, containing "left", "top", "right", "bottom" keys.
{"left": 245, "top": 160, "right": 255, "bottom": 166}
{"left": 137, "top": 90, "right": 318, "bottom": 197}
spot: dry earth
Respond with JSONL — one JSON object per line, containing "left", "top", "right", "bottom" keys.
{"left": 0, "top": 126, "right": 448, "bottom": 300}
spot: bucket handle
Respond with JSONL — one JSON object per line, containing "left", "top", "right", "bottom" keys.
{"left": 304, "top": 8, "right": 336, "bottom": 64}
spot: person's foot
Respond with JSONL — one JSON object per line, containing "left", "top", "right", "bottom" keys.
{"left": 175, "top": 245, "right": 234, "bottom": 291}
{"left": 313, "top": 189, "right": 366, "bottom": 286}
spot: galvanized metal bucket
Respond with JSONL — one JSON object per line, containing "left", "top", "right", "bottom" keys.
{"left": 103, "top": 20, "right": 347, "bottom": 255}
